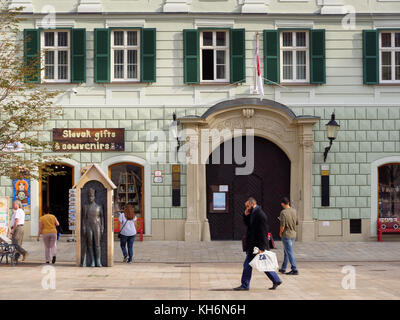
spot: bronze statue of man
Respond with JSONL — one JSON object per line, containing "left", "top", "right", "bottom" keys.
{"left": 81, "top": 188, "right": 104, "bottom": 267}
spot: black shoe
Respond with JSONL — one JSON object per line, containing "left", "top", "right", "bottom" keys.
{"left": 233, "top": 286, "right": 249, "bottom": 291}
{"left": 279, "top": 269, "right": 286, "bottom": 274}
{"left": 52, "top": 256, "right": 56, "bottom": 264}
{"left": 46, "top": 261, "right": 50, "bottom": 264}
{"left": 286, "top": 270, "right": 299, "bottom": 275}
{"left": 269, "top": 282, "right": 282, "bottom": 290}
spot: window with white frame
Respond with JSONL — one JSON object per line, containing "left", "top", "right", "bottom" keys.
{"left": 42, "top": 30, "right": 70, "bottom": 82}
{"left": 280, "top": 31, "right": 309, "bottom": 83}
{"left": 200, "top": 31, "right": 229, "bottom": 82}
{"left": 111, "top": 30, "right": 140, "bottom": 81}
{"left": 380, "top": 31, "right": 400, "bottom": 83}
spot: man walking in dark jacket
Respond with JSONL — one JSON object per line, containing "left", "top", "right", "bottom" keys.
{"left": 234, "top": 197, "right": 282, "bottom": 291}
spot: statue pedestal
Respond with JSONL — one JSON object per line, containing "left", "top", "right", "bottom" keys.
{"left": 73, "top": 164, "right": 116, "bottom": 267}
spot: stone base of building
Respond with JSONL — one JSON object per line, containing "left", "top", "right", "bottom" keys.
{"left": 151, "top": 219, "right": 186, "bottom": 240}
{"left": 315, "top": 219, "right": 372, "bottom": 241}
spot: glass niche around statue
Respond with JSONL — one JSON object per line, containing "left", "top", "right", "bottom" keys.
{"left": 74, "top": 164, "right": 116, "bottom": 267}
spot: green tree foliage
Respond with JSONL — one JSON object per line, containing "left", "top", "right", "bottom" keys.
{"left": 0, "top": 4, "right": 69, "bottom": 180}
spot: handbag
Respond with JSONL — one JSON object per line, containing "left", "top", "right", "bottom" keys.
{"left": 118, "top": 219, "right": 129, "bottom": 239}
{"left": 56, "top": 225, "right": 62, "bottom": 240}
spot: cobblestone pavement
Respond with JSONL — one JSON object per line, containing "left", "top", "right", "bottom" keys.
{"left": 1, "top": 239, "right": 400, "bottom": 300}
{"left": 4, "top": 239, "right": 400, "bottom": 264}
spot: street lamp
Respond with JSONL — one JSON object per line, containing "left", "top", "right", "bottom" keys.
{"left": 170, "top": 113, "right": 182, "bottom": 153}
{"left": 323, "top": 113, "right": 340, "bottom": 162}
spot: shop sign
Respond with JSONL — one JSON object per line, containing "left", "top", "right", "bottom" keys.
{"left": 53, "top": 128, "right": 125, "bottom": 152}
{"left": 154, "top": 170, "right": 163, "bottom": 183}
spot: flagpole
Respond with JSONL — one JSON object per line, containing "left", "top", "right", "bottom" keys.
{"left": 254, "top": 32, "right": 258, "bottom": 94}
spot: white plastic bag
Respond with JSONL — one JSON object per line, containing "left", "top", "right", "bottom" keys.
{"left": 249, "top": 247, "right": 279, "bottom": 272}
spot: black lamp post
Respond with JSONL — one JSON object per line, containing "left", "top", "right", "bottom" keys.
{"left": 323, "top": 113, "right": 340, "bottom": 162}
{"left": 170, "top": 113, "right": 182, "bottom": 154}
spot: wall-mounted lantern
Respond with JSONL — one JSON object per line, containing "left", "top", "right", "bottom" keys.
{"left": 323, "top": 113, "right": 340, "bottom": 162}
{"left": 170, "top": 113, "right": 182, "bottom": 153}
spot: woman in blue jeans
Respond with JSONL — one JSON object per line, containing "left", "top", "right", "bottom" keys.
{"left": 119, "top": 205, "right": 137, "bottom": 263}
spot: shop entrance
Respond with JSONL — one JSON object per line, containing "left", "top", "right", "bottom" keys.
{"left": 206, "top": 136, "right": 291, "bottom": 240}
{"left": 109, "top": 163, "right": 144, "bottom": 231}
{"left": 40, "top": 164, "right": 74, "bottom": 234}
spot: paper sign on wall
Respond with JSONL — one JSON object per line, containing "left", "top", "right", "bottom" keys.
{"left": 0, "top": 197, "right": 9, "bottom": 236}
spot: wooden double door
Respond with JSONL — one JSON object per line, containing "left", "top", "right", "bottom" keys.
{"left": 206, "top": 136, "right": 291, "bottom": 240}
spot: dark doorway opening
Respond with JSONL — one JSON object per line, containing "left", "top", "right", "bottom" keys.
{"left": 206, "top": 136, "right": 291, "bottom": 241}
{"left": 41, "top": 164, "right": 73, "bottom": 234}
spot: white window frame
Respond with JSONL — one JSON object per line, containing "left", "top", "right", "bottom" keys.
{"left": 41, "top": 30, "right": 70, "bottom": 83}
{"left": 111, "top": 29, "right": 140, "bottom": 82}
{"left": 379, "top": 31, "right": 400, "bottom": 84}
{"left": 280, "top": 30, "right": 309, "bottom": 83}
{"left": 200, "top": 30, "right": 230, "bottom": 83}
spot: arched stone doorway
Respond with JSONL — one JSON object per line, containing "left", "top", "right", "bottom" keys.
{"left": 101, "top": 155, "right": 152, "bottom": 235}
{"left": 206, "top": 136, "right": 291, "bottom": 240}
{"left": 180, "top": 98, "right": 319, "bottom": 242}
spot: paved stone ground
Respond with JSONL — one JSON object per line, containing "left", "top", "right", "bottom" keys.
{"left": 1, "top": 240, "right": 399, "bottom": 300}
{"left": 5, "top": 239, "right": 400, "bottom": 263}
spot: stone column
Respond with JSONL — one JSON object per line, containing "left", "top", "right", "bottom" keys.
{"left": 199, "top": 163, "right": 210, "bottom": 241}
{"left": 298, "top": 123, "right": 316, "bottom": 242}
{"left": 184, "top": 124, "right": 202, "bottom": 241}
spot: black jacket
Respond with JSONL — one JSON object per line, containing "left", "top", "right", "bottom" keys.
{"left": 243, "top": 205, "right": 269, "bottom": 252}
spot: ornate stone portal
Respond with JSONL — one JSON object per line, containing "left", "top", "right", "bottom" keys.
{"left": 73, "top": 164, "right": 116, "bottom": 267}
{"left": 179, "top": 98, "right": 320, "bottom": 242}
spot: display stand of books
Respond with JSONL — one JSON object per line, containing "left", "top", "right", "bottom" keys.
{"left": 116, "top": 171, "right": 142, "bottom": 217}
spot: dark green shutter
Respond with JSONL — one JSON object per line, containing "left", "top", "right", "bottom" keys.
{"left": 71, "top": 28, "right": 86, "bottom": 83}
{"left": 310, "top": 29, "right": 326, "bottom": 84}
{"left": 141, "top": 28, "right": 156, "bottom": 82}
{"left": 24, "top": 29, "right": 40, "bottom": 83}
{"left": 230, "top": 29, "right": 246, "bottom": 83}
{"left": 363, "top": 30, "right": 379, "bottom": 85}
{"left": 263, "top": 30, "right": 279, "bottom": 84}
{"left": 94, "top": 28, "right": 110, "bottom": 83}
{"left": 183, "top": 29, "right": 199, "bottom": 84}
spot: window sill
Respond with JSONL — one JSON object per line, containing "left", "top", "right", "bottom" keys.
{"left": 278, "top": 82, "right": 319, "bottom": 86}
{"left": 41, "top": 81, "right": 71, "bottom": 84}
{"left": 375, "top": 83, "right": 400, "bottom": 86}
{"left": 109, "top": 82, "right": 151, "bottom": 84}
{"left": 189, "top": 82, "right": 236, "bottom": 86}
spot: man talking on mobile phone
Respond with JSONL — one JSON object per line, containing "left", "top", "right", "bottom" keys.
{"left": 234, "top": 197, "right": 282, "bottom": 291}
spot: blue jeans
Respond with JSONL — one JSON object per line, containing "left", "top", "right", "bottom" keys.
{"left": 281, "top": 237, "right": 297, "bottom": 271}
{"left": 241, "top": 252, "right": 281, "bottom": 289}
{"left": 120, "top": 234, "right": 136, "bottom": 262}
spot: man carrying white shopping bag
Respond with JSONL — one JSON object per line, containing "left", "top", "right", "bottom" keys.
{"left": 234, "top": 197, "right": 282, "bottom": 291}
